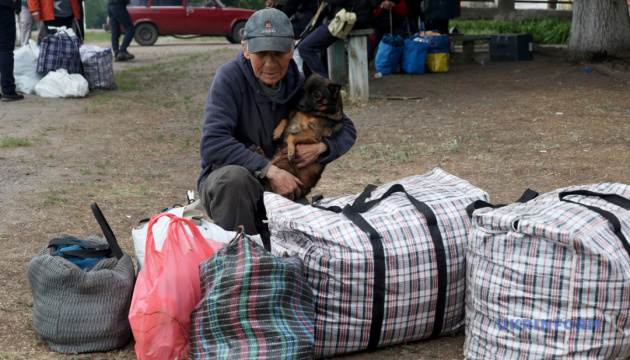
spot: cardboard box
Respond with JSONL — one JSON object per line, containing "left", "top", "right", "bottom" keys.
{"left": 490, "top": 34, "right": 534, "bottom": 62}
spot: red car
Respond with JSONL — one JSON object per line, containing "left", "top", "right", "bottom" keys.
{"left": 126, "top": 0, "right": 256, "bottom": 46}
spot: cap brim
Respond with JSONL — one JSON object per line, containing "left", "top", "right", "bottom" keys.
{"left": 247, "top": 37, "right": 294, "bottom": 53}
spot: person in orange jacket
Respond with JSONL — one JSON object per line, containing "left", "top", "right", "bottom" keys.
{"left": 27, "top": 0, "right": 81, "bottom": 33}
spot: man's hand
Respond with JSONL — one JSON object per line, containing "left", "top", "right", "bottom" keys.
{"left": 266, "top": 165, "right": 303, "bottom": 200}
{"left": 266, "top": 0, "right": 278, "bottom": 8}
{"left": 380, "top": 0, "right": 395, "bottom": 11}
{"left": 31, "top": 10, "right": 42, "bottom": 20}
{"left": 283, "top": 143, "right": 328, "bottom": 168}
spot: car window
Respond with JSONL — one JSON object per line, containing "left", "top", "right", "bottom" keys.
{"left": 187, "top": 0, "right": 210, "bottom": 7}
{"left": 151, "top": 0, "right": 183, "bottom": 6}
{"left": 130, "top": 0, "right": 148, "bottom": 6}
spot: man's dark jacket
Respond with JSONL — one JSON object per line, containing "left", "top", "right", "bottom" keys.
{"left": 197, "top": 51, "right": 357, "bottom": 192}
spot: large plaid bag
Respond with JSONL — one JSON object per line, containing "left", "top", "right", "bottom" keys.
{"left": 465, "top": 184, "right": 630, "bottom": 359}
{"left": 265, "top": 168, "right": 489, "bottom": 357}
{"left": 37, "top": 27, "right": 82, "bottom": 75}
{"left": 189, "top": 228, "right": 316, "bottom": 360}
{"left": 79, "top": 45, "right": 116, "bottom": 90}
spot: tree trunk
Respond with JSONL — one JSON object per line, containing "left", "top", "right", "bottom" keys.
{"left": 567, "top": 0, "right": 630, "bottom": 61}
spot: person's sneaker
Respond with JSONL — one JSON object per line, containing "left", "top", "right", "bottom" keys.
{"left": 1, "top": 93, "right": 24, "bottom": 102}
{"left": 115, "top": 50, "right": 135, "bottom": 62}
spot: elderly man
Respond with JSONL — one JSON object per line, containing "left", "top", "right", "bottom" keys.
{"left": 197, "top": 8, "right": 356, "bottom": 243}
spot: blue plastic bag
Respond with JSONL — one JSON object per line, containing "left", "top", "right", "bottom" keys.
{"left": 401, "top": 33, "right": 431, "bottom": 75}
{"left": 375, "top": 34, "right": 404, "bottom": 75}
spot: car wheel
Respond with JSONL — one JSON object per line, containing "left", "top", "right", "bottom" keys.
{"left": 229, "top": 21, "right": 246, "bottom": 44}
{"left": 134, "top": 23, "right": 159, "bottom": 46}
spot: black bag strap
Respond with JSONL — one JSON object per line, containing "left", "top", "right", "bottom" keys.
{"left": 48, "top": 237, "right": 113, "bottom": 258}
{"left": 559, "top": 190, "right": 630, "bottom": 259}
{"left": 90, "top": 202, "right": 124, "bottom": 260}
{"left": 332, "top": 183, "right": 447, "bottom": 348}
{"left": 465, "top": 188, "right": 539, "bottom": 218}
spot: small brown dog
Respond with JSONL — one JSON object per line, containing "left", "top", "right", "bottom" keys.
{"left": 254, "top": 66, "right": 344, "bottom": 196}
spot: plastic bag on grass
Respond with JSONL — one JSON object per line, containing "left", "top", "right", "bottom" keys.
{"left": 35, "top": 69, "right": 89, "bottom": 98}
{"left": 128, "top": 213, "right": 223, "bottom": 360}
{"left": 14, "top": 40, "right": 43, "bottom": 94}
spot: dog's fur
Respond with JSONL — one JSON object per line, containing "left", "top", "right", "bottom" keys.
{"left": 254, "top": 65, "right": 344, "bottom": 196}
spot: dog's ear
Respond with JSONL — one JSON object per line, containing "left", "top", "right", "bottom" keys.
{"left": 328, "top": 83, "right": 341, "bottom": 98}
{"left": 302, "top": 61, "right": 314, "bottom": 79}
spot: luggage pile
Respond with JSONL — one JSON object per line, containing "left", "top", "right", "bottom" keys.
{"left": 26, "top": 169, "right": 630, "bottom": 359}
{"left": 15, "top": 26, "right": 116, "bottom": 98}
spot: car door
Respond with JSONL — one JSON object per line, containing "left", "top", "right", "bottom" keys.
{"left": 185, "top": 0, "right": 223, "bottom": 35}
{"left": 147, "top": 0, "right": 186, "bottom": 35}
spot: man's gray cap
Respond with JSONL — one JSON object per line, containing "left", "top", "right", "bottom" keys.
{"left": 244, "top": 8, "right": 294, "bottom": 53}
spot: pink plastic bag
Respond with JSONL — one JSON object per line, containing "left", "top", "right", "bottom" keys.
{"left": 129, "top": 213, "right": 224, "bottom": 360}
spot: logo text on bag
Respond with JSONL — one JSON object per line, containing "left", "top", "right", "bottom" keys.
{"left": 494, "top": 319, "right": 601, "bottom": 331}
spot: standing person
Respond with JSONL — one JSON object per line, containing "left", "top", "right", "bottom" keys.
{"left": 108, "top": 0, "right": 135, "bottom": 61}
{"left": 28, "top": 0, "right": 81, "bottom": 31}
{"left": 423, "top": 0, "right": 460, "bottom": 34}
{"left": 369, "top": 0, "right": 406, "bottom": 60}
{"left": 20, "top": 0, "right": 44, "bottom": 46}
{"left": 0, "top": 0, "right": 25, "bottom": 101}
{"left": 297, "top": 0, "right": 375, "bottom": 77}
{"left": 197, "top": 8, "right": 356, "bottom": 243}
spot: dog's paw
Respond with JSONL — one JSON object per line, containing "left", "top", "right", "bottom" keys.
{"left": 287, "top": 152, "right": 295, "bottom": 163}
{"left": 249, "top": 144, "right": 265, "bottom": 157}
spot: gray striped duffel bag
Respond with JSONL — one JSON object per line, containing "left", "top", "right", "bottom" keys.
{"left": 265, "top": 168, "right": 489, "bottom": 358}
{"left": 465, "top": 183, "right": 630, "bottom": 359}
{"left": 27, "top": 203, "right": 135, "bottom": 353}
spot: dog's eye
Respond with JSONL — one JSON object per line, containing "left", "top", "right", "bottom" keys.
{"left": 314, "top": 92, "right": 322, "bottom": 100}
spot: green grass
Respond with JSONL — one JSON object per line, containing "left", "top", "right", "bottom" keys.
{"left": 85, "top": 30, "right": 112, "bottom": 43}
{"left": 450, "top": 19, "right": 571, "bottom": 44}
{"left": 1, "top": 137, "right": 31, "bottom": 148}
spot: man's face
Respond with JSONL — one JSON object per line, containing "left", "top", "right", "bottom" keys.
{"left": 242, "top": 41, "right": 294, "bottom": 87}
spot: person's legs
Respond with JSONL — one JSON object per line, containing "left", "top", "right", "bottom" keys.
{"left": 109, "top": 3, "right": 135, "bottom": 60}
{"left": 20, "top": 6, "right": 34, "bottom": 47}
{"left": 0, "top": 7, "right": 17, "bottom": 95}
{"left": 35, "top": 20, "right": 45, "bottom": 45}
{"left": 115, "top": 6, "right": 135, "bottom": 53}
{"left": 297, "top": 22, "right": 337, "bottom": 77}
{"left": 200, "top": 165, "right": 266, "bottom": 236}
{"left": 108, "top": 5, "right": 121, "bottom": 56}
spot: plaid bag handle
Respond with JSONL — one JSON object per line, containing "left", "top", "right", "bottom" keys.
{"left": 559, "top": 190, "right": 630, "bottom": 259}
{"left": 465, "top": 188, "right": 539, "bottom": 218}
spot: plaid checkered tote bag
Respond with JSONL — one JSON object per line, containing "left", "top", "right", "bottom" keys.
{"left": 265, "top": 168, "right": 489, "bottom": 358}
{"left": 465, "top": 183, "right": 630, "bottom": 359}
{"left": 37, "top": 27, "right": 82, "bottom": 75}
{"left": 79, "top": 45, "right": 116, "bottom": 90}
{"left": 189, "top": 227, "right": 316, "bottom": 360}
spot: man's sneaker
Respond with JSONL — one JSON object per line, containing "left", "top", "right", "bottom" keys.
{"left": 1, "top": 93, "right": 24, "bottom": 102}
{"left": 115, "top": 50, "right": 135, "bottom": 62}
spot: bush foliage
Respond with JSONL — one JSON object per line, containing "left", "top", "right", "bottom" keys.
{"left": 450, "top": 19, "right": 571, "bottom": 45}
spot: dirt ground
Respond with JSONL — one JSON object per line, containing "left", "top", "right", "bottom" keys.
{"left": 1, "top": 38, "right": 629, "bottom": 360}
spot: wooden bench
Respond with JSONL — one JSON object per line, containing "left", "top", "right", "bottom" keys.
{"left": 448, "top": 34, "right": 492, "bottom": 61}
{"left": 326, "top": 29, "right": 374, "bottom": 102}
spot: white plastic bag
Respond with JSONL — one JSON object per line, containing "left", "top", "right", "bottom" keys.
{"left": 35, "top": 69, "right": 89, "bottom": 98}
{"left": 14, "top": 40, "right": 43, "bottom": 95}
